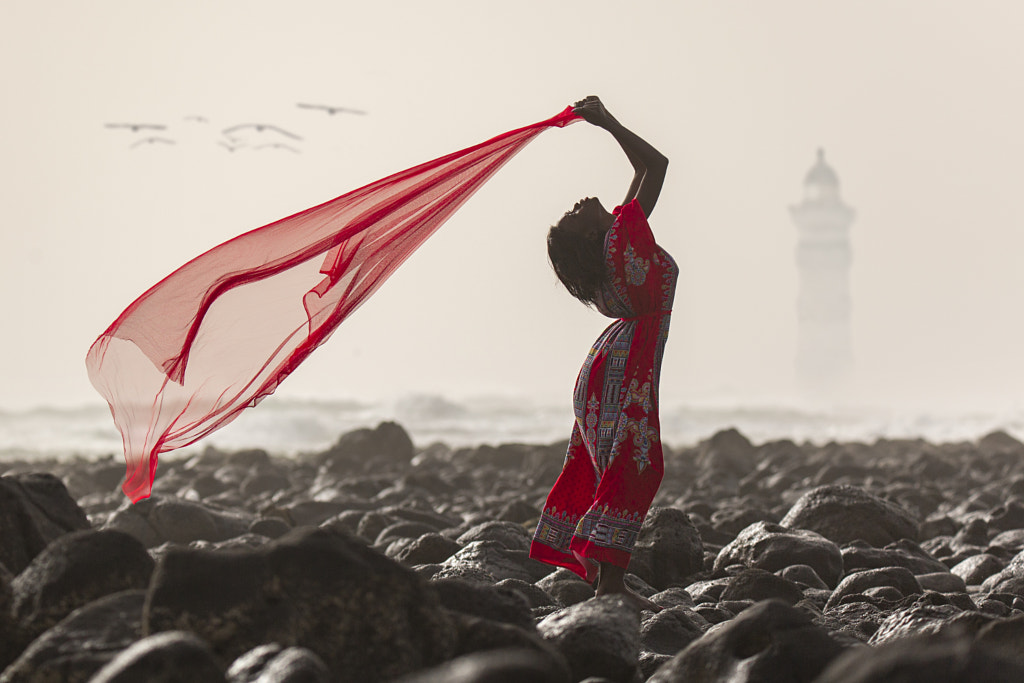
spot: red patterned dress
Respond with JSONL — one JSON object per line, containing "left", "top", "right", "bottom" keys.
{"left": 530, "top": 198, "right": 677, "bottom": 577}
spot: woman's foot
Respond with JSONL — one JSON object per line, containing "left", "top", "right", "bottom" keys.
{"left": 595, "top": 584, "right": 664, "bottom": 612}
{"left": 594, "top": 561, "right": 663, "bottom": 612}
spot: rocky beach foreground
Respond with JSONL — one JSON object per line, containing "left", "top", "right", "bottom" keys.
{"left": 3, "top": 422, "right": 1024, "bottom": 682}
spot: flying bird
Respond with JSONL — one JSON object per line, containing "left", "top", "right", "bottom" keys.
{"left": 184, "top": 115, "right": 209, "bottom": 123}
{"left": 105, "top": 123, "right": 167, "bottom": 132}
{"left": 222, "top": 123, "right": 302, "bottom": 141}
{"left": 255, "top": 143, "right": 300, "bottom": 154}
{"left": 218, "top": 140, "right": 245, "bottom": 152}
{"left": 297, "top": 103, "right": 367, "bottom": 116}
{"left": 130, "top": 137, "right": 175, "bottom": 148}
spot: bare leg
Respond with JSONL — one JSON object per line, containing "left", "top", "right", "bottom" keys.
{"left": 594, "top": 562, "right": 662, "bottom": 612}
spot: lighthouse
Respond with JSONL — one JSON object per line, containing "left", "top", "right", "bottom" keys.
{"left": 789, "top": 149, "right": 855, "bottom": 399}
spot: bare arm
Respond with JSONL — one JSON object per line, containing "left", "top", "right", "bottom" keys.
{"left": 573, "top": 96, "right": 668, "bottom": 217}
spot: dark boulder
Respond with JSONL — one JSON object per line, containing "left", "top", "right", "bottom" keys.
{"left": 536, "top": 595, "right": 641, "bottom": 683}
{"left": 714, "top": 522, "right": 844, "bottom": 589}
{"left": 11, "top": 529, "right": 153, "bottom": 645}
{"left": 494, "top": 578, "right": 556, "bottom": 609}
{"left": 629, "top": 507, "right": 704, "bottom": 590}
{"left": 390, "top": 648, "right": 571, "bottom": 683}
{"left": 445, "top": 611, "right": 572, "bottom": 676}
{"left": 974, "top": 614, "right": 1024, "bottom": 668}
{"left": 647, "top": 599, "right": 843, "bottom": 682}
{"left": 988, "top": 501, "right": 1024, "bottom": 532}
{"left": 695, "top": 428, "right": 756, "bottom": 474}
{"left": 639, "top": 605, "right": 708, "bottom": 656}
{"left": 816, "top": 600, "right": 887, "bottom": 643}
{"left": 779, "top": 564, "right": 829, "bottom": 590}
{"left": 816, "top": 631, "right": 1024, "bottom": 682}
{"left": 317, "top": 421, "right": 415, "bottom": 473}
{"left": 431, "top": 578, "right": 534, "bottom": 631}
{"left": 0, "top": 563, "right": 16, "bottom": 669}
{"left": 144, "top": 526, "right": 456, "bottom": 682}
{"left": 720, "top": 568, "right": 805, "bottom": 605}
{"left": 0, "top": 590, "right": 144, "bottom": 683}
{"left": 87, "top": 630, "right": 225, "bottom": 683}
{"left": 535, "top": 568, "right": 595, "bottom": 607}
{"left": 0, "top": 473, "right": 90, "bottom": 575}
{"left": 393, "top": 533, "right": 461, "bottom": 566}
{"left": 868, "top": 603, "right": 964, "bottom": 645}
{"left": 781, "top": 485, "right": 919, "bottom": 547}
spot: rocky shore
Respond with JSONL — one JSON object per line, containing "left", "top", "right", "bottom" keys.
{"left": 3, "top": 421, "right": 1024, "bottom": 682}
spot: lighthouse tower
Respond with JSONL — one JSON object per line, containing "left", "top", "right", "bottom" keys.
{"left": 789, "top": 149, "right": 855, "bottom": 399}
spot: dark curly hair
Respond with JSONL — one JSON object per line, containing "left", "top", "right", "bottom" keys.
{"left": 547, "top": 212, "right": 609, "bottom": 307}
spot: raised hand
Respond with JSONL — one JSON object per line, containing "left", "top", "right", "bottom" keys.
{"left": 572, "top": 95, "right": 615, "bottom": 128}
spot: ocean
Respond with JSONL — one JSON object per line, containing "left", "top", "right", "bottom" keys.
{"left": 2, "top": 394, "right": 1022, "bottom": 463}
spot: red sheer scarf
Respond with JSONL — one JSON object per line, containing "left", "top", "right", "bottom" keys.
{"left": 87, "top": 107, "right": 580, "bottom": 502}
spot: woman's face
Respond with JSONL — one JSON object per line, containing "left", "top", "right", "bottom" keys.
{"left": 566, "top": 197, "right": 613, "bottom": 235}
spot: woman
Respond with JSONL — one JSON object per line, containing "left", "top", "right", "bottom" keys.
{"left": 530, "top": 96, "right": 675, "bottom": 612}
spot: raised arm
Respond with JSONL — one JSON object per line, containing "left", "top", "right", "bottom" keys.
{"left": 572, "top": 96, "right": 668, "bottom": 217}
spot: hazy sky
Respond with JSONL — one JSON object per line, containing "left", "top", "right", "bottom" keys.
{"left": 2, "top": 1, "right": 1023, "bottom": 416}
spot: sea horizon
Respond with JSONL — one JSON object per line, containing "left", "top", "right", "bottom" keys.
{"left": 2, "top": 392, "right": 1022, "bottom": 463}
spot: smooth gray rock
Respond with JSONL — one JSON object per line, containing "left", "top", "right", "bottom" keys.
{"left": 11, "top": 529, "right": 153, "bottom": 645}
{"left": 647, "top": 599, "right": 843, "bottom": 683}
{"left": 781, "top": 485, "right": 920, "bottom": 547}
{"left": 825, "top": 567, "right": 923, "bottom": 610}
{"left": 87, "top": 630, "right": 224, "bottom": 683}
{"left": 103, "top": 495, "right": 252, "bottom": 549}
{"left": 951, "top": 553, "right": 1005, "bottom": 585}
{"left": 714, "top": 522, "right": 844, "bottom": 589}
{"left": 536, "top": 595, "right": 640, "bottom": 683}
{"left": 456, "top": 521, "right": 532, "bottom": 552}
{"left": 0, "top": 473, "right": 90, "bottom": 575}
{"left": 145, "top": 526, "right": 456, "bottom": 682}
{"left": 439, "top": 541, "right": 551, "bottom": 583}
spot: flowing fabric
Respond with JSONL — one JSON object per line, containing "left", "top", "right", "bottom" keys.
{"left": 530, "top": 199, "right": 678, "bottom": 577}
{"left": 87, "top": 107, "right": 580, "bottom": 502}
